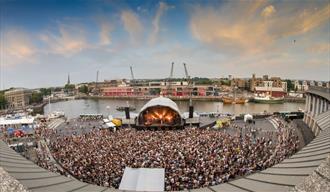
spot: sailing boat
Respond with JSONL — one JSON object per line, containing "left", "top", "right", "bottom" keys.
{"left": 222, "top": 86, "right": 248, "bottom": 104}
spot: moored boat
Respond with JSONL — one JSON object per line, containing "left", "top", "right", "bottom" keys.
{"left": 116, "top": 106, "right": 136, "bottom": 112}
{"left": 222, "top": 96, "right": 248, "bottom": 104}
{"left": 253, "top": 95, "right": 284, "bottom": 104}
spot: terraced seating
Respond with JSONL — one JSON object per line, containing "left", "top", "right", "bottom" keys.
{"left": 0, "top": 141, "right": 114, "bottom": 192}
{"left": 190, "top": 111, "right": 330, "bottom": 192}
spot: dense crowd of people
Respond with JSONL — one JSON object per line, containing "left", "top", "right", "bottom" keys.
{"left": 49, "top": 120, "right": 299, "bottom": 191}
{"left": 34, "top": 140, "right": 68, "bottom": 175}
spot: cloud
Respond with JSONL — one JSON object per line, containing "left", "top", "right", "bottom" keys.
{"left": 261, "top": 5, "right": 276, "bottom": 18}
{"left": 307, "top": 43, "right": 329, "bottom": 54}
{"left": 2, "top": 29, "right": 37, "bottom": 66}
{"left": 189, "top": 1, "right": 330, "bottom": 54}
{"left": 120, "top": 10, "right": 143, "bottom": 43}
{"left": 40, "top": 23, "right": 88, "bottom": 56}
{"left": 274, "top": 4, "right": 330, "bottom": 37}
{"left": 99, "top": 21, "right": 112, "bottom": 45}
{"left": 149, "top": 2, "right": 172, "bottom": 44}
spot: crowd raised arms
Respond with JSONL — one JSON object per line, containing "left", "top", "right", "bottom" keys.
{"left": 78, "top": 114, "right": 103, "bottom": 121}
{"left": 46, "top": 120, "right": 298, "bottom": 191}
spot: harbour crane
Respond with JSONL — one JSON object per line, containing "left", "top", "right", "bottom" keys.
{"left": 130, "top": 66, "right": 137, "bottom": 96}
{"left": 183, "top": 63, "right": 193, "bottom": 117}
{"left": 93, "top": 70, "right": 100, "bottom": 95}
{"left": 166, "top": 62, "right": 174, "bottom": 96}
{"left": 130, "top": 66, "right": 135, "bottom": 82}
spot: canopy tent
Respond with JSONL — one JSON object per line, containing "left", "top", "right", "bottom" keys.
{"left": 119, "top": 167, "right": 165, "bottom": 191}
{"left": 244, "top": 114, "right": 253, "bottom": 122}
{"left": 103, "top": 119, "right": 110, "bottom": 123}
{"left": 7, "top": 127, "right": 14, "bottom": 134}
{"left": 106, "top": 122, "right": 116, "bottom": 127}
{"left": 0, "top": 117, "right": 34, "bottom": 126}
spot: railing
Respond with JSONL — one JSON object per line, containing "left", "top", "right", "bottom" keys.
{"left": 308, "top": 86, "right": 330, "bottom": 93}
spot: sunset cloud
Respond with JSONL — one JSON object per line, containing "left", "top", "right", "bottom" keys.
{"left": 261, "top": 5, "right": 276, "bottom": 18}
{"left": 2, "top": 29, "right": 37, "bottom": 66}
{"left": 121, "top": 10, "right": 143, "bottom": 43}
{"left": 99, "top": 21, "right": 112, "bottom": 45}
{"left": 40, "top": 23, "right": 88, "bottom": 56}
{"left": 307, "top": 43, "right": 329, "bottom": 54}
{"left": 190, "top": 1, "right": 330, "bottom": 54}
{"left": 149, "top": 2, "right": 172, "bottom": 44}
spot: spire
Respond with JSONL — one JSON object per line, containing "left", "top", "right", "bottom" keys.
{"left": 67, "top": 73, "right": 71, "bottom": 85}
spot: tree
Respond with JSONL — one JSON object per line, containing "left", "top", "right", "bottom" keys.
{"left": 284, "top": 79, "right": 294, "bottom": 92}
{"left": 64, "top": 84, "right": 75, "bottom": 94}
{"left": 0, "top": 93, "right": 7, "bottom": 109}
{"left": 149, "top": 88, "right": 161, "bottom": 95}
{"left": 30, "top": 92, "right": 43, "bottom": 104}
{"left": 220, "top": 80, "right": 231, "bottom": 86}
{"left": 78, "top": 85, "right": 89, "bottom": 94}
{"left": 40, "top": 88, "right": 51, "bottom": 96}
{"left": 192, "top": 77, "right": 213, "bottom": 85}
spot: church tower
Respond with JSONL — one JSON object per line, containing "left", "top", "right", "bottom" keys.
{"left": 67, "top": 73, "right": 71, "bottom": 85}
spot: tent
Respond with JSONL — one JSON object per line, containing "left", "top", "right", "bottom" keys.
{"left": 106, "top": 122, "right": 116, "bottom": 128}
{"left": 119, "top": 167, "right": 165, "bottom": 191}
{"left": 103, "top": 119, "right": 110, "bottom": 123}
{"left": 244, "top": 114, "right": 253, "bottom": 122}
{"left": 7, "top": 127, "right": 14, "bottom": 135}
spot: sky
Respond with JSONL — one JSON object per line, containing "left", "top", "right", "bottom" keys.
{"left": 0, "top": 0, "right": 329, "bottom": 89}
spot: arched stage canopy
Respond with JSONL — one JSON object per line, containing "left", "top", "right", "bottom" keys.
{"left": 137, "top": 96, "right": 183, "bottom": 128}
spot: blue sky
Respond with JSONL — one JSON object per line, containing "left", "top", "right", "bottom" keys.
{"left": 1, "top": 0, "right": 329, "bottom": 89}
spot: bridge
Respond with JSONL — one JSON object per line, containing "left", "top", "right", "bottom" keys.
{"left": 303, "top": 86, "right": 330, "bottom": 136}
{"left": 1, "top": 86, "right": 329, "bottom": 192}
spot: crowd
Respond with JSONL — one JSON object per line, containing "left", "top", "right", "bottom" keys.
{"left": 49, "top": 121, "right": 299, "bottom": 191}
{"left": 34, "top": 140, "right": 68, "bottom": 176}
{"left": 78, "top": 114, "right": 103, "bottom": 121}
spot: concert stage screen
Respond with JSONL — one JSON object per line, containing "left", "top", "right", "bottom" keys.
{"left": 137, "top": 97, "right": 184, "bottom": 129}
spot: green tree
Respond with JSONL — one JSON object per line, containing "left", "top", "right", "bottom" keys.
{"left": 54, "top": 87, "right": 62, "bottom": 92}
{"left": 284, "top": 79, "right": 294, "bottom": 92}
{"left": 0, "top": 93, "right": 7, "bottom": 109}
{"left": 220, "top": 80, "right": 231, "bottom": 86}
{"left": 192, "top": 77, "right": 213, "bottom": 85}
{"left": 40, "top": 88, "right": 51, "bottom": 96}
{"left": 64, "top": 84, "right": 75, "bottom": 91}
{"left": 30, "top": 92, "right": 43, "bottom": 104}
{"left": 78, "top": 85, "right": 89, "bottom": 94}
{"left": 149, "top": 88, "right": 161, "bottom": 95}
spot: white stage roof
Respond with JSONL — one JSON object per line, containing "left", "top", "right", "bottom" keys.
{"left": 139, "top": 96, "right": 182, "bottom": 118}
{"left": 119, "top": 167, "right": 165, "bottom": 191}
{"left": 0, "top": 117, "right": 35, "bottom": 125}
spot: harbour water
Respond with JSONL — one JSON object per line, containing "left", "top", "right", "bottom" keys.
{"left": 44, "top": 99, "right": 305, "bottom": 119}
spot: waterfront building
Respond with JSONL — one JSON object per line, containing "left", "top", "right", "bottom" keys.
{"left": 250, "top": 73, "right": 264, "bottom": 91}
{"left": 231, "top": 78, "right": 249, "bottom": 89}
{"left": 251, "top": 75, "right": 287, "bottom": 97}
{"left": 99, "top": 82, "right": 217, "bottom": 97}
{"left": 309, "top": 80, "right": 315, "bottom": 87}
{"left": 4, "top": 88, "right": 32, "bottom": 109}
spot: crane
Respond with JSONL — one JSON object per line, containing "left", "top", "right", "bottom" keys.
{"left": 183, "top": 63, "right": 193, "bottom": 116}
{"left": 130, "top": 66, "right": 137, "bottom": 96}
{"left": 93, "top": 70, "right": 100, "bottom": 95}
{"left": 130, "top": 66, "right": 135, "bottom": 82}
{"left": 166, "top": 62, "right": 174, "bottom": 96}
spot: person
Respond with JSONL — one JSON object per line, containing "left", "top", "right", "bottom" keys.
{"left": 46, "top": 120, "right": 299, "bottom": 191}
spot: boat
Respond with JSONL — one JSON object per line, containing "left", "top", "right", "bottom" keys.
{"left": 222, "top": 96, "right": 248, "bottom": 104}
{"left": 253, "top": 95, "right": 284, "bottom": 104}
{"left": 116, "top": 106, "right": 136, "bottom": 112}
{"left": 48, "top": 111, "right": 65, "bottom": 119}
